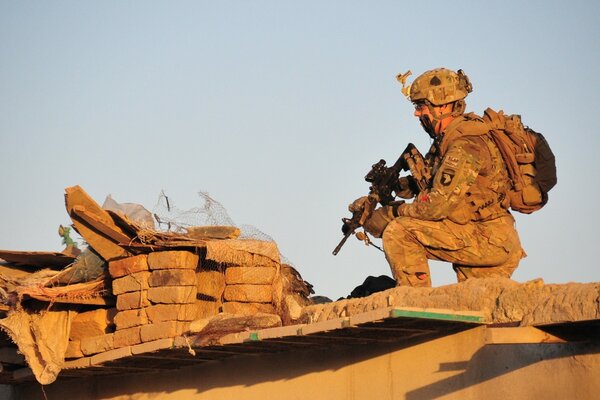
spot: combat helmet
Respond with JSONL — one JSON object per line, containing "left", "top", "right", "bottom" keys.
{"left": 398, "top": 68, "right": 473, "bottom": 106}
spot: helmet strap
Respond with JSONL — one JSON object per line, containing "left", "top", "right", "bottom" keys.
{"left": 419, "top": 115, "right": 437, "bottom": 138}
{"left": 426, "top": 103, "right": 451, "bottom": 136}
{"left": 423, "top": 101, "right": 465, "bottom": 136}
{"left": 451, "top": 100, "right": 466, "bottom": 116}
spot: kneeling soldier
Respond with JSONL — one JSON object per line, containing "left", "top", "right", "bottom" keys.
{"left": 358, "top": 68, "right": 525, "bottom": 287}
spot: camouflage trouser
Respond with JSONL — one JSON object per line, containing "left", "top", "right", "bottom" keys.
{"left": 381, "top": 214, "right": 524, "bottom": 287}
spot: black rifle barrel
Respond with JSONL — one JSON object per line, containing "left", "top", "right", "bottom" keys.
{"left": 332, "top": 232, "right": 352, "bottom": 256}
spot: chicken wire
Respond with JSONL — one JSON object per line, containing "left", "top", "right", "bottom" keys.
{"left": 152, "top": 190, "right": 279, "bottom": 244}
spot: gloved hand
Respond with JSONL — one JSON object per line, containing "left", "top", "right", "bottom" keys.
{"left": 396, "top": 176, "right": 416, "bottom": 199}
{"left": 348, "top": 196, "right": 369, "bottom": 213}
{"left": 363, "top": 200, "right": 406, "bottom": 238}
{"left": 363, "top": 207, "right": 394, "bottom": 238}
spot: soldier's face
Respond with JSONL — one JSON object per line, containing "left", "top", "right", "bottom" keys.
{"left": 414, "top": 103, "right": 437, "bottom": 136}
{"left": 413, "top": 103, "right": 453, "bottom": 137}
{"left": 413, "top": 102, "right": 429, "bottom": 117}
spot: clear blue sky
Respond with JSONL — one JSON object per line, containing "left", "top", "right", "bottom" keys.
{"left": 1, "top": 1, "right": 598, "bottom": 300}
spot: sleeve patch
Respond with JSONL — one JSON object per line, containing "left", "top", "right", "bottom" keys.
{"left": 440, "top": 169, "right": 456, "bottom": 186}
{"left": 444, "top": 156, "right": 460, "bottom": 169}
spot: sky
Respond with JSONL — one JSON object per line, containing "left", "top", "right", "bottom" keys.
{"left": 1, "top": 1, "right": 599, "bottom": 300}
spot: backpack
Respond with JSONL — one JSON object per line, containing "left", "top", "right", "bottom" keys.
{"left": 482, "top": 108, "right": 557, "bottom": 214}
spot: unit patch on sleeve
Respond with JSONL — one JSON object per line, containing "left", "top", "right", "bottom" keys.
{"left": 444, "top": 155, "right": 460, "bottom": 169}
{"left": 440, "top": 169, "right": 456, "bottom": 186}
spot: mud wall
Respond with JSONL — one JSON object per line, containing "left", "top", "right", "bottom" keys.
{"left": 11, "top": 326, "right": 600, "bottom": 400}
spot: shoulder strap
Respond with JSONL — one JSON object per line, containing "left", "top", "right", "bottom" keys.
{"left": 482, "top": 108, "right": 505, "bottom": 129}
{"left": 440, "top": 113, "right": 489, "bottom": 155}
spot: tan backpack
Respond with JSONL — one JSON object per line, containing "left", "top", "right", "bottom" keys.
{"left": 483, "top": 108, "right": 557, "bottom": 214}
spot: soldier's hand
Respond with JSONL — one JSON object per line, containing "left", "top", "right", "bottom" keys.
{"left": 396, "top": 176, "right": 415, "bottom": 199}
{"left": 363, "top": 207, "right": 394, "bottom": 238}
{"left": 348, "top": 196, "right": 369, "bottom": 213}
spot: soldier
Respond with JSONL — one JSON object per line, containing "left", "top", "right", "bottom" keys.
{"left": 355, "top": 68, "right": 525, "bottom": 287}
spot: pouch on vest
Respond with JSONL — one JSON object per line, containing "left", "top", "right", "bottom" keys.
{"left": 483, "top": 108, "right": 557, "bottom": 214}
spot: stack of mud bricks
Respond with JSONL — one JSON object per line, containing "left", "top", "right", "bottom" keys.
{"left": 195, "top": 257, "right": 278, "bottom": 317}
{"left": 221, "top": 256, "right": 279, "bottom": 316}
{"left": 107, "top": 251, "right": 199, "bottom": 349}
{"left": 65, "top": 308, "right": 116, "bottom": 359}
{"left": 195, "top": 258, "right": 225, "bottom": 318}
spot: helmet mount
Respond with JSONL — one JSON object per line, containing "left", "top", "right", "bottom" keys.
{"left": 397, "top": 68, "right": 473, "bottom": 106}
{"left": 399, "top": 68, "right": 472, "bottom": 136}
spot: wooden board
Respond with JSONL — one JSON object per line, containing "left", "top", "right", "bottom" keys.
{"left": 65, "top": 186, "right": 130, "bottom": 261}
{"left": 0, "top": 251, "right": 75, "bottom": 270}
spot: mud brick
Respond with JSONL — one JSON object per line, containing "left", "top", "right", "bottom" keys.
{"left": 114, "top": 309, "right": 148, "bottom": 329}
{"left": 140, "top": 321, "right": 188, "bottom": 342}
{"left": 174, "top": 303, "right": 198, "bottom": 321}
{"left": 195, "top": 299, "right": 221, "bottom": 319}
{"left": 225, "top": 266, "right": 277, "bottom": 285}
{"left": 180, "top": 321, "right": 190, "bottom": 334}
{"left": 224, "top": 284, "right": 273, "bottom": 303}
{"left": 117, "top": 291, "right": 150, "bottom": 310}
{"left": 147, "top": 286, "right": 197, "bottom": 304}
{"left": 113, "top": 326, "right": 142, "bottom": 348}
{"left": 108, "top": 255, "right": 149, "bottom": 278}
{"left": 223, "top": 301, "right": 275, "bottom": 315}
{"left": 81, "top": 334, "right": 115, "bottom": 356}
{"left": 70, "top": 309, "right": 113, "bottom": 340}
{"left": 64, "top": 357, "right": 91, "bottom": 369}
{"left": 140, "top": 321, "right": 177, "bottom": 342}
{"left": 149, "top": 269, "right": 197, "bottom": 287}
{"left": 145, "top": 304, "right": 198, "bottom": 323}
{"left": 65, "top": 340, "right": 84, "bottom": 359}
{"left": 197, "top": 270, "right": 226, "bottom": 298}
{"left": 107, "top": 307, "right": 117, "bottom": 325}
{"left": 251, "top": 254, "right": 279, "bottom": 268}
{"left": 147, "top": 251, "right": 199, "bottom": 270}
{"left": 90, "top": 346, "right": 132, "bottom": 366}
{"left": 131, "top": 338, "right": 174, "bottom": 355}
{"left": 112, "top": 271, "right": 150, "bottom": 295}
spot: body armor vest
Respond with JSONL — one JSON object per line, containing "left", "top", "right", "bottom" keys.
{"left": 427, "top": 114, "right": 512, "bottom": 223}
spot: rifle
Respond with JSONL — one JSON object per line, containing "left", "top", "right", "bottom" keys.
{"left": 332, "top": 143, "right": 430, "bottom": 255}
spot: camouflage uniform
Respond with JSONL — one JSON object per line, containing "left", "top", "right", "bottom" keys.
{"left": 382, "top": 113, "right": 525, "bottom": 287}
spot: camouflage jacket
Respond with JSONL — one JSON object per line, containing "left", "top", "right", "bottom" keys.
{"left": 397, "top": 113, "right": 512, "bottom": 224}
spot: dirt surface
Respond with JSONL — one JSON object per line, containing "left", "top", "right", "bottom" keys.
{"left": 301, "top": 278, "right": 600, "bottom": 326}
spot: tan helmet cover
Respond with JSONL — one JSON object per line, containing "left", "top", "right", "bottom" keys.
{"left": 408, "top": 68, "right": 472, "bottom": 105}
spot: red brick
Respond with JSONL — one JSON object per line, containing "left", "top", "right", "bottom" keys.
{"left": 148, "top": 269, "right": 196, "bottom": 287}
{"left": 80, "top": 334, "right": 114, "bottom": 356}
{"left": 112, "top": 271, "right": 150, "bottom": 295}
{"left": 116, "top": 291, "right": 150, "bottom": 310}
{"left": 108, "top": 255, "right": 148, "bottom": 278}
{"left": 147, "top": 286, "right": 196, "bottom": 304}
{"left": 147, "top": 251, "right": 199, "bottom": 270}
{"left": 114, "top": 309, "right": 148, "bottom": 329}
